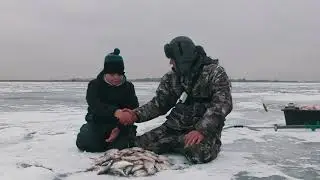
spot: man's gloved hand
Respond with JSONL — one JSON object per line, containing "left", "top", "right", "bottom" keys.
{"left": 114, "top": 109, "right": 138, "bottom": 125}
{"left": 105, "top": 127, "right": 120, "bottom": 143}
{"left": 184, "top": 130, "right": 204, "bottom": 147}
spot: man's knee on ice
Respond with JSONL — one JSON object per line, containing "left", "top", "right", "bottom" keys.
{"left": 133, "top": 125, "right": 169, "bottom": 149}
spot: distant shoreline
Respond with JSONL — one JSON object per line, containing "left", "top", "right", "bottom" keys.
{"left": 0, "top": 78, "right": 319, "bottom": 83}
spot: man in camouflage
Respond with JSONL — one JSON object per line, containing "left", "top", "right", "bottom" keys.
{"left": 117, "top": 36, "right": 233, "bottom": 164}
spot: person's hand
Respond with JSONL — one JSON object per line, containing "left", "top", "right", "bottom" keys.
{"left": 118, "top": 108, "right": 138, "bottom": 125}
{"left": 114, "top": 109, "right": 132, "bottom": 125}
{"left": 114, "top": 109, "right": 137, "bottom": 125}
{"left": 121, "top": 108, "right": 138, "bottom": 125}
{"left": 105, "top": 127, "right": 120, "bottom": 143}
{"left": 184, "top": 130, "right": 204, "bottom": 147}
{"left": 114, "top": 109, "right": 123, "bottom": 119}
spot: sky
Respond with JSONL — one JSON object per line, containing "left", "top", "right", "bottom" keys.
{"left": 0, "top": 0, "right": 319, "bottom": 81}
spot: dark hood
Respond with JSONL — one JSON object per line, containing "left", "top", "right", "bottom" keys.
{"left": 164, "top": 36, "right": 197, "bottom": 76}
{"left": 165, "top": 36, "right": 213, "bottom": 77}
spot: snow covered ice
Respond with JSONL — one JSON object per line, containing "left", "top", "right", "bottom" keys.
{"left": 0, "top": 82, "right": 319, "bottom": 180}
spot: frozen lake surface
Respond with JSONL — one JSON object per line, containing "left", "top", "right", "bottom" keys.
{"left": 0, "top": 81, "right": 319, "bottom": 180}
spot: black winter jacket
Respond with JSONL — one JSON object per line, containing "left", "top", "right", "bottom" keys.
{"left": 85, "top": 71, "right": 139, "bottom": 127}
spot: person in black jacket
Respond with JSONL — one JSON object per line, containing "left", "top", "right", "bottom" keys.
{"left": 76, "top": 48, "right": 139, "bottom": 152}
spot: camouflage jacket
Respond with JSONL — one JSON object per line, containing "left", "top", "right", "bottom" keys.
{"left": 134, "top": 57, "right": 233, "bottom": 138}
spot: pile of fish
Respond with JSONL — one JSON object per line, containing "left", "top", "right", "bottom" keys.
{"left": 90, "top": 147, "right": 172, "bottom": 177}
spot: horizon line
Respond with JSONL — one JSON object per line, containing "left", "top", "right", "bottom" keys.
{"left": 0, "top": 78, "right": 319, "bottom": 83}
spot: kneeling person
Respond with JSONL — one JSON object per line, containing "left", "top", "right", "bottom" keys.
{"left": 116, "top": 37, "right": 233, "bottom": 164}
{"left": 76, "top": 48, "right": 139, "bottom": 152}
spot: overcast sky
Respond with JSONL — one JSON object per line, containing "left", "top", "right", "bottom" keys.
{"left": 0, "top": 0, "right": 319, "bottom": 81}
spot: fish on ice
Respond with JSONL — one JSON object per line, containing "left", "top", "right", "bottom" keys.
{"left": 90, "top": 147, "right": 172, "bottom": 177}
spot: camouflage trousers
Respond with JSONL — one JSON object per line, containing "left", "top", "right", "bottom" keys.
{"left": 134, "top": 124, "right": 221, "bottom": 164}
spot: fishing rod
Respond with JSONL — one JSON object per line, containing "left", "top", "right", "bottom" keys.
{"left": 224, "top": 100, "right": 320, "bottom": 131}
{"left": 262, "top": 102, "right": 268, "bottom": 112}
{"left": 223, "top": 124, "right": 320, "bottom": 132}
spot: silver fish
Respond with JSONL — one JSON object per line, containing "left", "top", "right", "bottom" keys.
{"left": 131, "top": 164, "right": 144, "bottom": 173}
{"left": 94, "top": 149, "right": 120, "bottom": 165}
{"left": 133, "top": 160, "right": 144, "bottom": 165}
{"left": 155, "top": 162, "right": 170, "bottom": 171}
{"left": 102, "top": 149, "right": 119, "bottom": 159}
{"left": 96, "top": 160, "right": 113, "bottom": 175}
{"left": 141, "top": 156, "right": 156, "bottom": 163}
{"left": 101, "top": 160, "right": 113, "bottom": 167}
{"left": 133, "top": 169, "right": 148, "bottom": 177}
{"left": 146, "top": 150, "right": 159, "bottom": 158}
{"left": 144, "top": 151, "right": 159, "bottom": 161}
{"left": 92, "top": 147, "right": 172, "bottom": 177}
{"left": 135, "top": 152, "right": 156, "bottom": 162}
{"left": 119, "top": 149, "right": 134, "bottom": 156}
{"left": 121, "top": 155, "right": 142, "bottom": 162}
{"left": 131, "top": 147, "right": 145, "bottom": 152}
{"left": 123, "top": 165, "right": 133, "bottom": 176}
{"left": 93, "top": 155, "right": 111, "bottom": 166}
{"left": 112, "top": 154, "right": 121, "bottom": 160}
{"left": 110, "top": 160, "right": 133, "bottom": 170}
{"left": 97, "top": 164, "right": 111, "bottom": 175}
{"left": 109, "top": 168, "right": 126, "bottom": 176}
{"left": 104, "top": 148, "right": 119, "bottom": 155}
{"left": 143, "top": 160, "right": 156, "bottom": 175}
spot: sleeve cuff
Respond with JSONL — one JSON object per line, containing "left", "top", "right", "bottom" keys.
{"left": 133, "top": 109, "right": 143, "bottom": 123}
